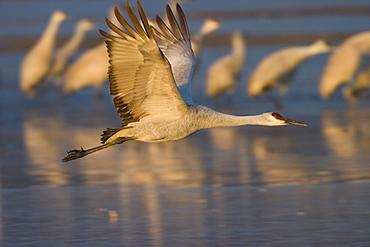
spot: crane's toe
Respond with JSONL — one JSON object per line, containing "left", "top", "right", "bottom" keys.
{"left": 62, "top": 147, "right": 86, "bottom": 162}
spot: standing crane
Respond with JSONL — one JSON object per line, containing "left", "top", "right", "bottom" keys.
{"left": 247, "top": 40, "right": 332, "bottom": 108}
{"left": 20, "top": 10, "right": 67, "bottom": 97}
{"left": 62, "top": 7, "right": 118, "bottom": 95}
{"left": 191, "top": 18, "right": 221, "bottom": 60}
{"left": 342, "top": 64, "right": 370, "bottom": 104}
{"left": 206, "top": 30, "right": 246, "bottom": 98}
{"left": 63, "top": 43, "right": 108, "bottom": 94}
{"left": 319, "top": 31, "right": 370, "bottom": 101}
{"left": 62, "top": 2, "right": 306, "bottom": 162}
{"left": 48, "top": 18, "right": 95, "bottom": 84}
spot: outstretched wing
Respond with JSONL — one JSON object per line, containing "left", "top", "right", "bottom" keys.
{"left": 153, "top": 4, "right": 195, "bottom": 105}
{"left": 100, "top": 2, "right": 187, "bottom": 126}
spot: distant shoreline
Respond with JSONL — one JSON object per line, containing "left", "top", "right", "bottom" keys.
{"left": 0, "top": 31, "right": 360, "bottom": 53}
{"left": 186, "top": 6, "right": 370, "bottom": 20}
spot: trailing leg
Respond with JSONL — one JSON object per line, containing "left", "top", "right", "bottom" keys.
{"left": 62, "top": 138, "right": 126, "bottom": 162}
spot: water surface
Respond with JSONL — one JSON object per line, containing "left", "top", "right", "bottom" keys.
{"left": 1, "top": 0, "right": 370, "bottom": 246}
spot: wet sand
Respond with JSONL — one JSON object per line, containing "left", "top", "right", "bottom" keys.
{"left": 1, "top": 0, "right": 370, "bottom": 246}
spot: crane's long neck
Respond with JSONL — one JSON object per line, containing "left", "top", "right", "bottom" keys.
{"left": 57, "top": 27, "right": 86, "bottom": 58}
{"left": 231, "top": 32, "right": 245, "bottom": 69}
{"left": 38, "top": 18, "right": 62, "bottom": 49}
{"left": 291, "top": 45, "right": 328, "bottom": 64}
{"left": 231, "top": 35, "right": 245, "bottom": 56}
{"left": 195, "top": 106, "right": 271, "bottom": 129}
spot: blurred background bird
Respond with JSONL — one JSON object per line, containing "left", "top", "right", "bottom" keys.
{"left": 191, "top": 18, "right": 221, "bottom": 61}
{"left": 62, "top": 7, "right": 119, "bottom": 96}
{"left": 342, "top": 64, "right": 370, "bottom": 104}
{"left": 206, "top": 30, "right": 246, "bottom": 99}
{"left": 47, "top": 18, "right": 96, "bottom": 85}
{"left": 150, "top": 0, "right": 220, "bottom": 62}
{"left": 63, "top": 43, "right": 108, "bottom": 95}
{"left": 19, "top": 10, "right": 67, "bottom": 97}
{"left": 319, "top": 31, "right": 370, "bottom": 102}
{"left": 247, "top": 39, "right": 332, "bottom": 109}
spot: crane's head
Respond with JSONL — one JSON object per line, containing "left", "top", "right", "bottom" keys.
{"left": 77, "top": 19, "right": 96, "bottom": 32}
{"left": 199, "top": 18, "right": 221, "bottom": 36}
{"left": 52, "top": 10, "right": 68, "bottom": 23}
{"left": 267, "top": 112, "right": 307, "bottom": 126}
{"left": 311, "top": 39, "right": 334, "bottom": 53}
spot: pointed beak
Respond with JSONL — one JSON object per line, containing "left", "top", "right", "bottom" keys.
{"left": 283, "top": 117, "right": 307, "bottom": 126}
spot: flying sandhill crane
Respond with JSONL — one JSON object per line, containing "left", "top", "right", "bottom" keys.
{"left": 247, "top": 39, "right": 332, "bottom": 107}
{"left": 62, "top": 2, "right": 306, "bottom": 162}
{"left": 149, "top": 0, "right": 220, "bottom": 60}
{"left": 20, "top": 10, "right": 67, "bottom": 97}
{"left": 319, "top": 31, "right": 370, "bottom": 101}
{"left": 206, "top": 30, "right": 245, "bottom": 98}
{"left": 48, "top": 18, "right": 95, "bottom": 84}
{"left": 150, "top": 17, "right": 220, "bottom": 61}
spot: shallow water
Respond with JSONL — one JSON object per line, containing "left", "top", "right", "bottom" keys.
{"left": 1, "top": 0, "right": 370, "bottom": 246}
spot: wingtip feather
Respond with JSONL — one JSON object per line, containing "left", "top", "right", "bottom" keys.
{"left": 137, "top": 1, "right": 154, "bottom": 38}
{"left": 176, "top": 3, "right": 190, "bottom": 40}
{"left": 165, "top": 4, "right": 183, "bottom": 39}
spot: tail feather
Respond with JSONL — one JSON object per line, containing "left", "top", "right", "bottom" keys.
{"left": 100, "top": 126, "right": 130, "bottom": 143}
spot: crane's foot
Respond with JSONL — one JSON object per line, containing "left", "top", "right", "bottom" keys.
{"left": 62, "top": 147, "right": 87, "bottom": 162}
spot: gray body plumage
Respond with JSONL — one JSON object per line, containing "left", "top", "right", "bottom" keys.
{"left": 20, "top": 10, "right": 67, "bottom": 97}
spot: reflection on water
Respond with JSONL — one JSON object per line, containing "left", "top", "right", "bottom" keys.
{"left": 23, "top": 114, "right": 68, "bottom": 187}
{"left": 322, "top": 109, "right": 359, "bottom": 158}
{"left": 15, "top": 102, "right": 370, "bottom": 189}
{"left": 21, "top": 105, "right": 207, "bottom": 188}
{"left": 321, "top": 108, "right": 370, "bottom": 184}
{"left": 323, "top": 108, "right": 370, "bottom": 156}
{"left": 249, "top": 134, "right": 309, "bottom": 186}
